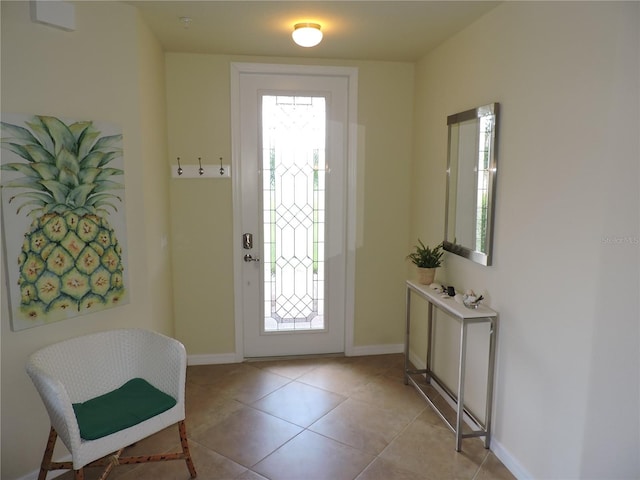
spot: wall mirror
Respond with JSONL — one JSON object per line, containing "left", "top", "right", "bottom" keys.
{"left": 444, "top": 103, "right": 499, "bottom": 266}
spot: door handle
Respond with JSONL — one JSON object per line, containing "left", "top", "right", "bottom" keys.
{"left": 244, "top": 254, "right": 260, "bottom": 262}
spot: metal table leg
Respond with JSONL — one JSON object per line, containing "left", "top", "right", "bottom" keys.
{"left": 455, "top": 321, "right": 468, "bottom": 452}
{"left": 404, "top": 287, "right": 411, "bottom": 385}
{"left": 483, "top": 318, "right": 497, "bottom": 448}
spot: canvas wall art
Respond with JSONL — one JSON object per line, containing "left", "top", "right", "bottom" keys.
{"left": 1, "top": 113, "right": 129, "bottom": 331}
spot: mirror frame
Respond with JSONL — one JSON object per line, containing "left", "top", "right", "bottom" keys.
{"left": 443, "top": 103, "right": 500, "bottom": 266}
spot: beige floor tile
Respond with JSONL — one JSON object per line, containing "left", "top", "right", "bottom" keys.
{"left": 309, "top": 397, "right": 412, "bottom": 455}
{"left": 380, "top": 418, "right": 489, "bottom": 480}
{"left": 185, "top": 383, "right": 245, "bottom": 435}
{"left": 56, "top": 468, "right": 104, "bottom": 480}
{"left": 53, "top": 356, "right": 514, "bottom": 480}
{"left": 189, "top": 363, "right": 291, "bottom": 400}
{"left": 412, "top": 400, "right": 456, "bottom": 431}
{"left": 408, "top": 380, "right": 479, "bottom": 436}
{"left": 296, "top": 362, "right": 375, "bottom": 396}
{"left": 55, "top": 431, "right": 204, "bottom": 480}
{"left": 192, "top": 405, "right": 302, "bottom": 467}
{"left": 355, "top": 457, "right": 437, "bottom": 480}
{"left": 339, "top": 354, "right": 404, "bottom": 377}
{"left": 105, "top": 425, "right": 184, "bottom": 479}
{"left": 234, "top": 469, "right": 270, "bottom": 480}
{"left": 250, "top": 356, "right": 330, "bottom": 379}
{"left": 188, "top": 362, "right": 250, "bottom": 386}
{"left": 349, "top": 374, "right": 428, "bottom": 420}
{"left": 475, "top": 452, "right": 517, "bottom": 480}
{"left": 208, "top": 366, "right": 292, "bottom": 404}
{"left": 252, "top": 430, "right": 375, "bottom": 480}
{"left": 115, "top": 440, "right": 247, "bottom": 480}
{"left": 251, "top": 380, "right": 346, "bottom": 427}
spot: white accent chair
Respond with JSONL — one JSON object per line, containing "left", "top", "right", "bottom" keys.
{"left": 26, "top": 328, "right": 197, "bottom": 480}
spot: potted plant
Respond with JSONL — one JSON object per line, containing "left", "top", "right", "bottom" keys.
{"left": 407, "top": 239, "right": 444, "bottom": 285}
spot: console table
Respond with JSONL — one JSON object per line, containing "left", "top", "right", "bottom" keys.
{"left": 404, "top": 280, "right": 497, "bottom": 451}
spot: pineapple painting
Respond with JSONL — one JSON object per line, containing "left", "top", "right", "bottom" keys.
{"left": 1, "top": 114, "right": 128, "bottom": 330}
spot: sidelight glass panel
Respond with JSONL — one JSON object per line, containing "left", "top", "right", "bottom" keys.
{"left": 261, "top": 95, "right": 326, "bottom": 332}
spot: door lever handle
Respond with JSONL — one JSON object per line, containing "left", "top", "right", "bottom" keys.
{"left": 244, "top": 254, "right": 260, "bottom": 262}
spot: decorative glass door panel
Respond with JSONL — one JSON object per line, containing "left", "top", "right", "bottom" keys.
{"left": 261, "top": 95, "right": 326, "bottom": 332}
{"left": 234, "top": 64, "right": 353, "bottom": 357}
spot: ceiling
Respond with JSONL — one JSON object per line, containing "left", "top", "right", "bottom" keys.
{"left": 129, "top": 1, "right": 499, "bottom": 62}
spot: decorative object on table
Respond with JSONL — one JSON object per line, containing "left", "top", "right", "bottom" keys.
{"left": 1, "top": 114, "right": 129, "bottom": 330}
{"left": 462, "top": 289, "right": 484, "bottom": 309}
{"left": 406, "top": 239, "right": 444, "bottom": 285}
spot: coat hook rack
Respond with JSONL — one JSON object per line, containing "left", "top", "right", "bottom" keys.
{"left": 171, "top": 156, "right": 231, "bottom": 179}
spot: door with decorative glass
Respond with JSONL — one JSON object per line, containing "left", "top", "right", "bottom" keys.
{"left": 233, "top": 64, "right": 354, "bottom": 358}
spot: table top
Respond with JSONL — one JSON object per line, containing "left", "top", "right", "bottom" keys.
{"left": 407, "top": 280, "right": 497, "bottom": 320}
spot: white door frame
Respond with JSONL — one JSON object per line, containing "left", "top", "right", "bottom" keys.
{"left": 230, "top": 62, "right": 358, "bottom": 361}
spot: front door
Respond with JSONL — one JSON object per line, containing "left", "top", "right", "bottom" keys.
{"left": 231, "top": 63, "right": 357, "bottom": 358}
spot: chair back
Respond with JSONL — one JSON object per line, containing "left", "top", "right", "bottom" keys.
{"left": 27, "top": 328, "right": 185, "bottom": 405}
{"left": 25, "top": 329, "right": 195, "bottom": 475}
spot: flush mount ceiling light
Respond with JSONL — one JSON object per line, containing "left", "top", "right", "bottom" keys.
{"left": 292, "top": 23, "right": 323, "bottom": 48}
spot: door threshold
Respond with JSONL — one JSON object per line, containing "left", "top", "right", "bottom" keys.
{"left": 244, "top": 352, "right": 345, "bottom": 363}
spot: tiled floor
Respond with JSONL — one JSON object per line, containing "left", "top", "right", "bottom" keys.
{"left": 58, "top": 354, "right": 515, "bottom": 480}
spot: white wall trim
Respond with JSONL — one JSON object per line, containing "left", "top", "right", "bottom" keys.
{"left": 348, "top": 343, "right": 404, "bottom": 357}
{"left": 230, "top": 62, "right": 245, "bottom": 364}
{"left": 490, "top": 438, "right": 532, "bottom": 480}
{"left": 187, "top": 352, "right": 239, "bottom": 366}
{"left": 17, "top": 459, "right": 70, "bottom": 480}
{"left": 188, "top": 344, "right": 403, "bottom": 365}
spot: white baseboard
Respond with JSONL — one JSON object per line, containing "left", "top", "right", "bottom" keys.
{"left": 348, "top": 343, "right": 404, "bottom": 356}
{"left": 15, "top": 469, "right": 37, "bottom": 480}
{"left": 187, "top": 352, "right": 240, "bottom": 365}
{"left": 489, "top": 438, "right": 532, "bottom": 480}
{"left": 188, "top": 345, "right": 404, "bottom": 366}
{"left": 16, "top": 458, "right": 70, "bottom": 480}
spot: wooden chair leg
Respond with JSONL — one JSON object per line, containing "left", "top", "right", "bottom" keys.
{"left": 179, "top": 420, "right": 197, "bottom": 478}
{"left": 39, "top": 426, "right": 85, "bottom": 479}
{"left": 38, "top": 422, "right": 196, "bottom": 479}
{"left": 38, "top": 427, "right": 58, "bottom": 480}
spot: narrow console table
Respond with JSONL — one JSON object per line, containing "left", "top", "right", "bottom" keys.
{"left": 404, "top": 280, "right": 497, "bottom": 451}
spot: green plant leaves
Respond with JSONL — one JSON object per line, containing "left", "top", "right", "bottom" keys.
{"left": 407, "top": 239, "right": 444, "bottom": 268}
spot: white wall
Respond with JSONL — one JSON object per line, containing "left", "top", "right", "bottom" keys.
{"left": 0, "top": 2, "right": 172, "bottom": 478}
{"left": 411, "top": 2, "right": 639, "bottom": 478}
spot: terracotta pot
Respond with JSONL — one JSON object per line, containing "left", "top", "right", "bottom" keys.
{"left": 417, "top": 267, "right": 436, "bottom": 285}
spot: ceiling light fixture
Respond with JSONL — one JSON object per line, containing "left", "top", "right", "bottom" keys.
{"left": 292, "top": 23, "right": 323, "bottom": 48}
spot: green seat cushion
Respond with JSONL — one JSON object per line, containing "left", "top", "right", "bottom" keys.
{"left": 72, "top": 378, "right": 177, "bottom": 440}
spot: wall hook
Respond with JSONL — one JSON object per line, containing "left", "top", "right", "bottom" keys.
{"left": 177, "top": 157, "right": 183, "bottom": 176}
{"left": 219, "top": 157, "right": 225, "bottom": 176}
{"left": 198, "top": 157, "right": 204, "bottom": 176}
